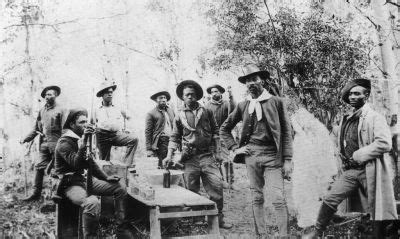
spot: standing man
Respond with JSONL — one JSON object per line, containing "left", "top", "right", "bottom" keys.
{"left": 95, "top": 81, "right": 138, "bottom": 167}
{"left": 54, "top": 108, "right": 133, "bottom": 238}
{"left": 20, "top": 85, "right": 67, "bottom": 201}
{"left": 305, "top": 78, "right": 397, "bottom": 238}
{"left": 205, "top": 84, "right": 238, "bottom": 190}
{"left": 145, "top": 90, "right": 175, "bottom": 168}
{"left": 220, "top": 65, "right": 293, "bottom": 237}
{"left": 163, "top": 80, "right": 233, "bottom": 229}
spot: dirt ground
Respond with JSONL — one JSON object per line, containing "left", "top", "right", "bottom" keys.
{"left": 0, "top": 155, "right": 374, "bottom": 238}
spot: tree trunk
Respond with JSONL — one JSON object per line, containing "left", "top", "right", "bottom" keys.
{"left": 371, "top": 0, "right": 399, "bottom": 129}
{"left": 0, "top": 79, "right": 8, "bottom": 167}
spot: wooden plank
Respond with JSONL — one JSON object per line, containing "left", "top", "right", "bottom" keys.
{"left": 127, "top": 185, "right": 215, "bottom": 207}
{"left": 158, "top": 209, "right": 218, "bottom": 219}
{"left": 163, "top": 235, "right": 221, "bottom": 239}
{"left": 150, "top": 206, "right": 161, "bottom": 239}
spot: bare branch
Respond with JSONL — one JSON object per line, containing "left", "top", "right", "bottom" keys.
{"left": 385, "top": 0, "right": 400, "bottom": 8}
{"left": 3, "top": 19, "right": 79, "bottom": 31}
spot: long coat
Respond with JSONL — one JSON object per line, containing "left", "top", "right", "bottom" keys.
{"left": 220, "top": 94, "right": 293, "bottom": 165}
{"left": 340, "top": 104, "right": 397, "bottom": 220}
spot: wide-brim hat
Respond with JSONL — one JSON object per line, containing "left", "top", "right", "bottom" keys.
{"left": 63, "top": 108, "right": 88, "bottom": 129}
{"left": 238, "top": 64, "right": 270, "bottom": 84}
{"left": 41, "top": 85, "right": 61, "bottom": 98}
{"left": 176, "top": 80, "right": 203, "bottom": 101}
{"left": 341, "top": 78, "right": 371, "bottom": 104}
{"left": 150, "top": 91, "right": 171, "bottom": 101}
{"left": 206, "top": 84, "right": 225, "bottom": 94}
{"left": 96, "top": 80, "right": 117, "bottom": 97}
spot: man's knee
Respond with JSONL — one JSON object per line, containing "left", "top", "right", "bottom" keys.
{"left": 322, "top": 193, "right": 342, "bottom": 210}
{"left": 81, "top": 195, "right": 101, "bottom": 217}
{"left": 113, "top": 185, "right": 127, "bottom": 200}
{"left": 270, "top": 188, "right": 287, "bottom": 209}
{"left": 127, "top": 135, "right": 138, "bottom": 146}
{"left": 250, "top": 188, "right": 264, "bottom": 205}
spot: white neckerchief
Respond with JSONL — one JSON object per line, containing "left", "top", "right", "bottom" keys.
{"left": 247, "top": 89, "right": 272, "bottom": 121}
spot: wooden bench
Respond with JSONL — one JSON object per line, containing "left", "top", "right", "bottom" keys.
{"left": 127, "top": 185, "right": 220, "bottom": 239}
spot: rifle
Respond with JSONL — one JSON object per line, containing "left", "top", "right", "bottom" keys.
{"left": 86, "top": 89, "right": 95, "bottom": 195}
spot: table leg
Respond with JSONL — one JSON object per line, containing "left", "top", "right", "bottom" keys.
{"left": 150, "top": 206, "right": 161, "bottom": 239}
{"left": 207, "top": 214, "right": 220, "bottom": 235}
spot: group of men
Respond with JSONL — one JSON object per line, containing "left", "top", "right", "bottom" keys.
{"left": 20, "top": 63, "right": 398, "bottom": 238}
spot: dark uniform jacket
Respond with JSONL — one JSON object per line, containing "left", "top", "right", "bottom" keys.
{"left": 145, "top": 106, "right": 175, "bottom": 151}
{"left": 220, "top": 96, "right": 293, "bottom": 164}
{"left": 23, "top": 103, "right": 67, "bottom": 150}
{"left": 55, "top": 130, "right": 108, "bottom": 186}
{"left": 205, "top": 100, "right": 235, "bottom": 129}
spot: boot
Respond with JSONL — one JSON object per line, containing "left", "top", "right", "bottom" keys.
{"left": 218, "top": 213, "right": 233, "bottom": 229}
{"left": 114, "top": 197, "right": 134, "bottom": 239}
{"left": 22, "top": 169, "right": 44, "bottom": 201}
{"left": 303, "top": 202, "right": 336, "bottom": 239}
{"left": 82, "top": 213, "right": 99, "bottom": 239}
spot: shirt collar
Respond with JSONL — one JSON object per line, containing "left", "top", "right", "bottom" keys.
{"left": 45, "top": 102, "right": 56, "bottom": 110}
{"left": 157, "top": 105, "right": 169, "bottom": 112}
{"left": 183, "top": 102, "right": 203, "bottom": 111}
{"left": 62, "top": 129, "right": 81, "bottom": 140}
{"left": 100, "top": 101, "right": 114, "bottom": 108}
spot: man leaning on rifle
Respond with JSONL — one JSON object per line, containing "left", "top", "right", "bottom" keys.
{"left": 54, "top": 108, "right": 133, "bottom": 238}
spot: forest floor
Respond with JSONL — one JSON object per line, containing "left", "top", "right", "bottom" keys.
{"left": 0, "top": 154, "right": 374, "bottom": 238}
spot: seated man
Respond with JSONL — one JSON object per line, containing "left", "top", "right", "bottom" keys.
{"left": 95, "top": 81, "right": 138, "bottom": 167}
{"left": 54, "top": 108, "right": 133, "bottom": 238}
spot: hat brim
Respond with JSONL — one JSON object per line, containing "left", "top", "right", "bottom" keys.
{"left": 150, "top": 91, "right": 171, "bottom": 101}
{"left": 238, "top": 71, "right": 270, "bottom": 84}
{"left": 63, "top": 108, "right": 88, "bottom": 129}
{"left": 176, "top": 80, "right": 203, "bottom": 101}
{"left": 41, "top": 86, "right": 61, "bottom": 98}
{"left": 206, "top": 85, "right": 225, "bottom": 94}
{"left": 96, "top": 85, "right": 117, "bottom": 97}
{"left": 341, "top": 79, "right": 371, "bottom": 104}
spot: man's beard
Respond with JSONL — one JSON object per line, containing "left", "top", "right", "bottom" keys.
{"left": 158, "top": 103, "right": 167, "bottom": 109}
{"left": 212, "top": 95, "right": 221, "bottom": 101}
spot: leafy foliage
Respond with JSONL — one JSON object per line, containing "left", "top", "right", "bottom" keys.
{"left": 206, "top": 1, "right": 372, "bottom": 128}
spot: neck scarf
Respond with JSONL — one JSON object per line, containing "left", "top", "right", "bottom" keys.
{"left": 210, "top": 98, "right": 223, "bottom": 105}
{"left": 246, "top": 89, "right": 272, "bottom": 121}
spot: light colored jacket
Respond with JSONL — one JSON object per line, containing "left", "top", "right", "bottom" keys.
{"left": 339, "top": 104, "right": 397, "bottom": 220}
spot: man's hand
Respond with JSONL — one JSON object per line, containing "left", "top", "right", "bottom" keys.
{"left": 147, "top": 150, "right": 156, "bottom": 157}
{"left": 282, "top": 160, "right": 293, "bottom": 180}
{"left": 233, "top": 146, "right": 250, "bottom": 156}
{"left": 19, "top": 139, "right": 26, "bottom": 145}
{"left": 83, "top": 124, "right": 95, "bottom": 144}
{"left": 106, "top": 175, "right": 121, "bottom": 183}
{"left": 163, "top": 156, "right": 173, "bottom": 168}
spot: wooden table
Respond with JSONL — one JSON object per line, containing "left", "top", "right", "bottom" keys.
{"left": 127, "top": 185, "right": 220, "bottom": 239}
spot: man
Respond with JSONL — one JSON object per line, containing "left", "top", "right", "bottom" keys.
{"left": 305, "top": 78, "right": 397, "bottom": 238}
{"left": 205, "top": 84, "right": 238, "bottom": 190}
{"left": 95, "top": 81, "right": 138, "bottom": 167}
{"left": 145, "top": 90, "right": 175, "bottom": 168}
{"left": 163, "top": 80, "right": 233, "bottom": 229}
{"left": 220, "top": 65, "right": 293, "bottom": 237}
{"left": 20, "top": 85, "right": 67, "bottom": 201}
{"left": 54, "top": 108, "right": 133, "bottom": 238}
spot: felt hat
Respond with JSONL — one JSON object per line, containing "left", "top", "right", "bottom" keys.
{"left": 176, "top": 80, "right": 203, "bottom": 101}
{"left": 341, "top": 78, "right": 371, "bottom": 104}
{"left": 63, "top": 108, "right": 88, "bottom": 129}
{"left": 41, "top": 85, "right": 61, "bottom": 98}
{"left": 150, "top": 90, "right": 171, "bottom": 101}
{"left": 238, "top": 64, "right": 270, "bottom": 84}
{"left": 206, "top": 84, "right": 225, "bottom": 94}
{"left": 96, "top": 80, "right": 117, "bottom": 97}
